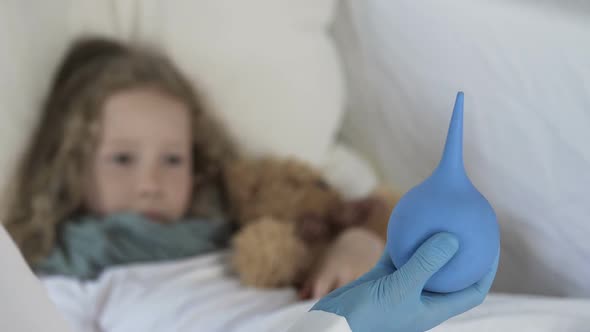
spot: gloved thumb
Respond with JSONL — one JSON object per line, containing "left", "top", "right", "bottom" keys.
{"left": 396, "top": 232, "right": 459, "bottom": 294}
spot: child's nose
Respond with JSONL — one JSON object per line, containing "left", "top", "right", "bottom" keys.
{"left": 138, "top": 165, "right": 163, "bottom": 198}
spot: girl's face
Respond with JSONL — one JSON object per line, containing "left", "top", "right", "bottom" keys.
{"left": 83, "top": 87, "right": 194, "bottom": 222}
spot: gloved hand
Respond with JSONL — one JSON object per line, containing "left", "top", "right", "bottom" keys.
{"left": 310, "top": 232, "right": 499, "bottom": 332}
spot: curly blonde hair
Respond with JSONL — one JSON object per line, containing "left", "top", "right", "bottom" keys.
{"left": 2, "top": 36, "right": 235, "bottom": 264}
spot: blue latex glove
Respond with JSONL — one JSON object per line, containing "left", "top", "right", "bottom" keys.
{"left": 310, "top": 232, "right": 499, "bottom": 332}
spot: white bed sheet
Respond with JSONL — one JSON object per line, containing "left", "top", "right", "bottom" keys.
{"left": 41, "top": 251, "right": 590, "bottom": 332}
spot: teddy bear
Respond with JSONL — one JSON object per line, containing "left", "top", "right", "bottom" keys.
{"left": 222, "top": 157, "right": 399, "bottom": 289}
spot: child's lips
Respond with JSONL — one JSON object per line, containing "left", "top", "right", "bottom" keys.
{"left": 141, "top": 211, "right": 166, "bottom": 222}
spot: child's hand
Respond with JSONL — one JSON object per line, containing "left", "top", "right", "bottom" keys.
{"left": 299, "top": 228, "right": 384, "bottom": 300}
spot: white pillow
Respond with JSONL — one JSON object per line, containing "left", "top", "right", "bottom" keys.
{"left": 332, "top": 0, "right": 590, "bottom": 297}
{"left": 67, "top": 0, "right": 345, "bottom": 166}
{"left": 1, "top": 0, "right": 383, "bottom": 207}
{"left": 320, "top": 143, "right": 378, "bottom": 200}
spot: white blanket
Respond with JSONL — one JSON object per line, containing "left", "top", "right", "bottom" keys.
{"left": 41, "top": 251, "right": 590, "bottom": 332}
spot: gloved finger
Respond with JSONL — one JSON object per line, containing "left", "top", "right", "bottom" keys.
{"left": 374, "top": 250, "right": 397, "bottom": 273}
{"left": 396, "top": 232, "right": 460, "bottom": 295}
{"left": 423, "top": 249, "right": 500, "bottom": 319}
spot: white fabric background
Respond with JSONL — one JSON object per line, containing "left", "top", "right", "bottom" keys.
{"left": 2, "top": 1, "right": 590, "bottom": 330}
{"left": 0, "top": 0, "right": 71, "bottom": 197}
{"left": 0, "top": 0, "right": 360, "bottom": 202}
{"left": 67, "top": 0, "right": 345, "bottom": 167}
{"left": 331, "top": 0, "right": 590, "bottom": 297}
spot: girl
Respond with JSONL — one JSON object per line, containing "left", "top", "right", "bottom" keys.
{"left": 2, "top": 36, "right": 383, "bottom": 297}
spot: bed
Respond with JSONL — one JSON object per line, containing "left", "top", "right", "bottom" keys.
{"left": 39, "top": 251, "right": 590, "bottom": 332}
{"left": 1, "top": 0, "right": 589, "bottom": 331}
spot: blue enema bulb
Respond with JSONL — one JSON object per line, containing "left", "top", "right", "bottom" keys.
{"left": 386, "top": 92, "right": 500, "bottom": 293}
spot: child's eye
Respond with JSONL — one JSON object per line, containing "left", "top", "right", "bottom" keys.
{"left": 112, "top": 153, "right": 134, "bottom": 166}
{"left": 164, "top": 154, "right": 184, "bottom": 166}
